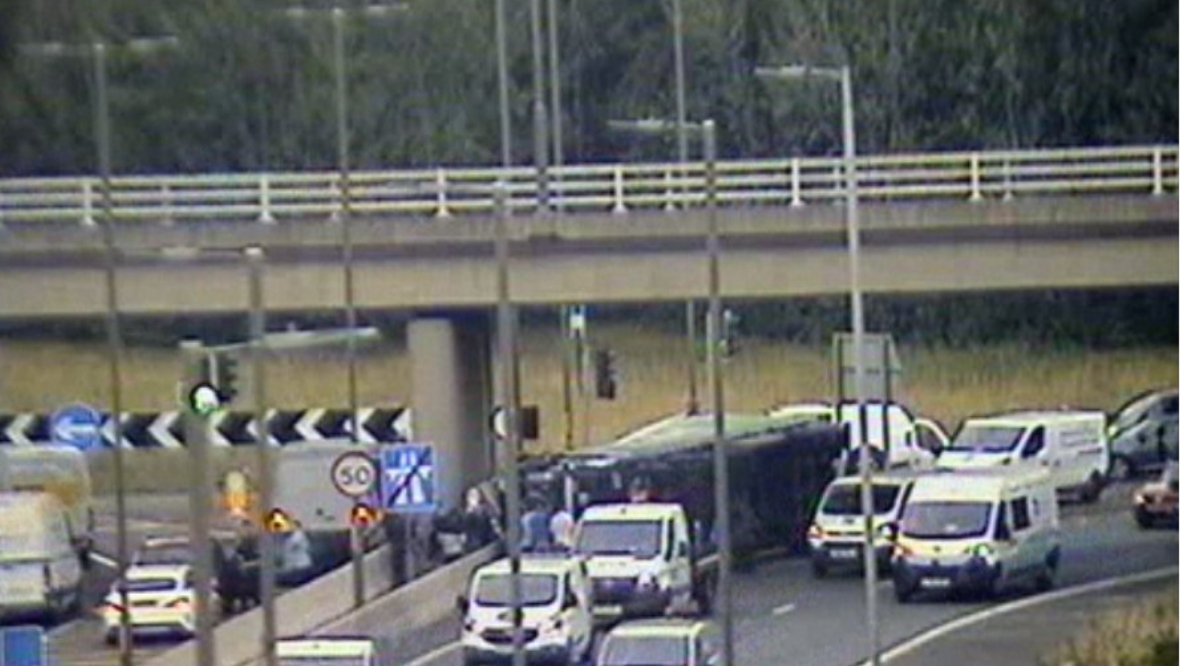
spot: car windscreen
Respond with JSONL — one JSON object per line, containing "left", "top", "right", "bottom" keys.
{"left": 474, "top": 573, "right": 558, "bottom": 607}
{"left": 124, "top": 578, "right": 181, "bottom": 593}
{"left": 135, "top": 546, "right": 192, "bottom": 566}
{"left": 1113, "top": 394, "right": 1157, "bottom": 432}
{"left": 821, "top": 483, "right": 903, "bottom": 516}
{"left": 575, "top": 519, "right": 662, "bottom": 558}
{"left": 949, "top": 425, "right": 1025, "bottom": 453}
{"left": 599, "top": 635, "right": 689, "bottom": 666}
{"left": 901, "top": 501, "right": 992, "bottom": 539}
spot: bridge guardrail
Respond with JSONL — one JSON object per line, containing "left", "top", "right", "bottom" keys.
{"left": 0, "top": 144, "right": 1175, "bottom": 227}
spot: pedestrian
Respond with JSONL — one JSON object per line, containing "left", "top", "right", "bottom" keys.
{"left": 520, "top": 495, "right": 554, "bottom": 553}
{"left": 462, "top": 487, "right": 496, "bottom": 551}
{"left": 278, "top": 520, "right": 313, "bottom": 586}
{"left": 549, "top": 504, "right": 575, "bottom": 552}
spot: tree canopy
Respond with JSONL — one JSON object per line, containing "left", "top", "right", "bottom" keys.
{"left": 0, "top": 0, "right": 1175, "bottom": 177}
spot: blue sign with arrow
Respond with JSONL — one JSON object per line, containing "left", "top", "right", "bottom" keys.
{"left": 50, "top": 403, "right": 104, "bottom": 451}
{"left": 379, "top": 443, "right": 436, "bottom": 513}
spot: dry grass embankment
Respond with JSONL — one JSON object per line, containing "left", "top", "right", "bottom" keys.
{"left": 1042, "top": 590, "right": 1178, "bottom": 666}
{"left": 1, "top": 326, "right": 1175, "bottom": 493}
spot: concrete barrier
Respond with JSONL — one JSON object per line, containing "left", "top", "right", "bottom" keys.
{"left": 142, "top": 543, "right": 496, "bottom": 666}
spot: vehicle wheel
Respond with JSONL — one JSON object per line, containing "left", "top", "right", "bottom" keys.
{"left": 1079, "top": 473, "right": 1104, "bottom": 504}
{"left": 694, "top": 579, "right": 715, "bottom": 615}
{"left": 1108, "top": 456, "right": 1134, "bottom": 482}
{"left": 1034, "top": 561, "right": 1056, "bottom": 593}
{"left": 1135, "top": 508, "right": 1155, "bottom": 529}
{"left": 811, "top": 559, "right": 828, "bottom": 579}
{"left": 104, "top": 630, "right": 118, "bottom": 647}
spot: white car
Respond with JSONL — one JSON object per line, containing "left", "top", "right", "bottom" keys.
{"left": 102, "top": 564, "right": 214, "bottom": 644}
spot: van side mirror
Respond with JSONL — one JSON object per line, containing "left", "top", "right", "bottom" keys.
{"left": 564, "top": 593, "right": 578, "bottom": 610}
{"left": 455, "top": 595, "right": 469, "bottom": 614}
{"left": 677, "top": 541, "right": 688, "bottom": 558}
{"left": 994, "top": 521, "right": 1011, "bottom": 541}
{"left": 882, "top": 522, "right": 899, "bottom": 542}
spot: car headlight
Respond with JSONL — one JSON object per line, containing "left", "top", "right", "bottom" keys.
{"left": 1134, "top": 493, "right": 1148, "bottom": 505}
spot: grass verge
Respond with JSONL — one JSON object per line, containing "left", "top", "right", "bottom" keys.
{"left": 1042, "top": 590, "right": 1178, "bottom": 666}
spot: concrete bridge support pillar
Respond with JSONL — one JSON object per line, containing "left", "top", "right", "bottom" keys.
{"left": 407, "top": 313, "right": 494, "bottom": 511}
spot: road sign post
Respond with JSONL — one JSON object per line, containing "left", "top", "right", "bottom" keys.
{"left": 379, "top": 443, "right": 437, "bottom": 585}
{"left": 181, "top": 340, "right": 217, "bottom": 666}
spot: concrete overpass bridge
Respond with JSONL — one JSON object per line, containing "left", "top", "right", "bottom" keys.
{"left": 1, "top": 143, "right": 1175, "bottom": 507}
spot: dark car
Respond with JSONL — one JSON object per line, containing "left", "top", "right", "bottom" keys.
{"left": 1133, "top": 461, "right": 1179, "bottom": 528}
{"left": 1108, "top": 389, "right": 1178, "bottom": 480}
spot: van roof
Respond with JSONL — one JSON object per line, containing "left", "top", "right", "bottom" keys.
{"left": 275, "top": 637, "right": 376, "bottom": 657}
{"left": 910, "top": 468, "right": 1051, "bottom": 500}
{"left": 607, "top": 618, "right": 713, "bottom": 639}
{"left": 580, "top": 503, "right": 682, "bottom": 522}
{"left": 830, "top": 469, "right": 932, "bottom": 486}
{"left": 963, "top": 410, "right": 1105, "bottom": 426}
{"left": 479, "top": 554, "right": 583, "bottom": 576}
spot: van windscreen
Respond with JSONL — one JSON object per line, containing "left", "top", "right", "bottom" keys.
{"left": 599, "top": 635, "right": 689, "bottom": 666}
{"left": 949, "top": 426, "right": 1025, "bottom": 453}
{"left": 575, "top": 520, "right": 662, "bottom": 558}
{"left": 901, "top": 501, "right": 992, "bottom": 539}
{"left": 821, "top": 484, "right": 903, "bottom": 515}
{"left": 475, "top": 573, "right": 558, "bottom": 607}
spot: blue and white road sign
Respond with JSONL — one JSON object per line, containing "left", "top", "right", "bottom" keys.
{"left": 0, "top": 625, "right": 46, "bottom": 666}
{"left": 379, "top": 443, "right": 436, "bottom": 513}
{"left": 50, "top": 403, "right": 104, "bottom": 451}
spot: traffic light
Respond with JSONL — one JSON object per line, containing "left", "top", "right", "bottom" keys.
{"left": 218, "top": 353, "right": 240, "bottom": 403}
{"left": 721, "top": 308, "right": 741, "bottom": 358}
{"left": 350, "top": 503, "right": 381, "bottom": 528}
{"left": 594, "top": 348, "right": 617, "bottom": 400}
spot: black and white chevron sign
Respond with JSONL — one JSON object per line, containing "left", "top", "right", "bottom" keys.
{"left": 0, "top": 407, "right": 410, "bottom": 448}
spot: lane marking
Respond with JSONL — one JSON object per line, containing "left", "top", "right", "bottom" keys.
{"left": 91, "top": 551, "right": 118, "bottom": 569}
{"left": 772, "top": 602, "right": 796, "bottom": 616}
{"left": 404, "top": 640, "right": 461, "bottom": 666}
{"left": 860, "top": 565, "right": 1180, "bottom": 666}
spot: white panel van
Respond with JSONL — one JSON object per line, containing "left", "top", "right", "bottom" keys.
{"left": 0, "top": 491, "right": 85, "bottom": 619}
{"left": 890, "top": 469, "right": 1060, "bottom": 602}
{"left": 938, "top": 411, "right": 1108, "bottom": 501}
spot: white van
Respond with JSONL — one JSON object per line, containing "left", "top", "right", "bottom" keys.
{"left": 938, "top": 411, "right": 1108, "bottom": 501}
{"left": 807, "top": 470, "right": 928, "bottom": 577}
{"left": 890, "top": 468, "right": 1060, "bottom": 602}
{"left": 0, "top": 492, "right": 85, "bottom": 619}
{"left": 0, "top": 445, "right": 95, "bottom": 563}
{"left": 459, "top": 554, "right": 594, "bottom": 666}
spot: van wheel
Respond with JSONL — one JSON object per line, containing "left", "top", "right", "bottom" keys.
{"left": 1079, "top": 473, "right": 1104, "bottom": 504}
{"left": 1034, "top": 561, "right": 1056, "bottom": 593}
{"left": 893, "top": 580, "right": 915, "bottom": 604}
{"left": 104, "top": 630, "right": 118, "bottom": 647}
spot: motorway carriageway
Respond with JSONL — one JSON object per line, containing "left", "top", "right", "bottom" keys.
{"left": 347, "top": 482, "right": 1176, "bottom": 666}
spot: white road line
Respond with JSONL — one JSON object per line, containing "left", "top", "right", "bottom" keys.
{"left": 862, "top": 565, "right": 1180, "bottom": 666}
{"left": 772, "top": 602, "right": 797, "bottom": 616}
{"left": 91, "top": 551, "right": 118, "bottom": 569}
{"left": 404, "top": 640, "right": 462, "bottom": 666}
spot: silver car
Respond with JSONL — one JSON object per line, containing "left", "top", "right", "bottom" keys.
{"left": 1108, "top": 389, "right": 1179, "bottom": 480}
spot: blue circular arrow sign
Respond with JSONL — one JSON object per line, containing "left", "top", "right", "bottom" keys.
{"left": 50, "top": 403, "right": 104, "bottom": 451}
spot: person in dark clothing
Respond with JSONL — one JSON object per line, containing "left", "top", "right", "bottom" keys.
{"left": 520, "top": 495, "right": 554, "bottom": 553}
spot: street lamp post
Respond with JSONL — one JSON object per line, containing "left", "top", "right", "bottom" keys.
{"left": 670, "top": 0, "right": 699, "bottom": 415}
{"left": 607, "top": 115, "right": 730, "bottom": 665}
{"left": 755, "top": 63, "right": 876, "bottom": 666}
{"left": 285, "top": 2, "right": 406, "bottom": 609}
{"left": 19, "top": 35, "right": 177, "bottom": 666}
{"left": 529, "top": 0, "right": 550, "bottom": 211}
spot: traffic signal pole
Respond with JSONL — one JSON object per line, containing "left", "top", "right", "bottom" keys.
{"left": 182, "top": 340, "right": 217, "bottom": 666}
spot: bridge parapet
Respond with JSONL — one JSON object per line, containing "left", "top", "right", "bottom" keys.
{"left": 0, "top": 144, "right": 1175, "bottom": 227}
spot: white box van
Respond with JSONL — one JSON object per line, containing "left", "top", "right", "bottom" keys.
{"left": 459, "top": 554, "right": 594, "bottom": 666}
{"left": 890, "top": 468, "right": 1060, "bottom": 602}
{"left": 0, "top": 445, "right": 95, "bottom": 563}
{"left": 0, "top": 492, "right": 85, "bottom": 619}
{"left": 807, "top": 470, "right": 929, "bottom": 577}
{"left": 938, "top": 411, "right": 1108, "bottom": 501}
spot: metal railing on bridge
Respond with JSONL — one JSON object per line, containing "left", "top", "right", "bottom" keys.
{"left": 0, "top": 144, "right": 1175, "bottom": 227}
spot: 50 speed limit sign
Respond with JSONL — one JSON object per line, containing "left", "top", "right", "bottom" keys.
{"left": 330, "top": 451, "right": 378, "bottom": 498}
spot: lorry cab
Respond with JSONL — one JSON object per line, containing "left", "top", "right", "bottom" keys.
{"left": 573, "top": 503, "right": 697, "bottom": 623}
{"left": 0, "top": 491, "right": 84, "bottom": 620}
{"left": 275, "top": 636, "right": 379, "bottom": 666}
{"left": 890, "top": 468, "right": 1060, "bottom": 602}
{"left": 597, "top": 618, "right": 722, "bottom": 666}
{"left": 459, "top": 554, "right": 593, "bottom": 666}
{"left": 938, "top": 410, "right": 1108, "bottom": 502}
{"left": 808, "top": 470, "right": 927, "bottom": 577}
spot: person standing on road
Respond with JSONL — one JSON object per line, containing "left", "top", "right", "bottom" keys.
{"left": 549, "top": 504, "right": 575, "bottom": 552}
{"left": 521, "top": 495, "right": 554, "bottom": 553}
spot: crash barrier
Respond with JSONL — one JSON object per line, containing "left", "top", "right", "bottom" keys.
{"left": 142, "top": 542, "right": 494, "bottom": 666}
